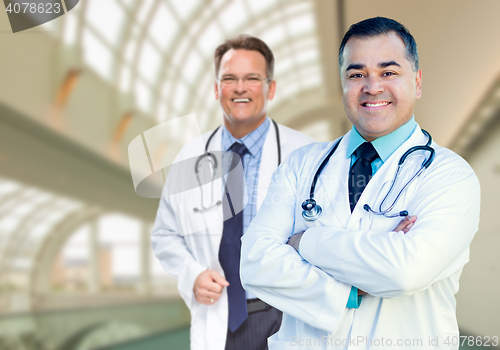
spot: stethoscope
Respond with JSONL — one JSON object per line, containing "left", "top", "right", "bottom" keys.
{"left": 301, "top": 129, "right": 435, "bottom": 221}
{"left": 193, "top": 119, "right": 282, "bottom": 212}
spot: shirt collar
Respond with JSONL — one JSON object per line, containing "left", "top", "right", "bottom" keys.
{"left": 346, "top": 116, "right": 417, "bottom": 162}
{"left": 221, "top": 117, "right": 271, "bottom": 157}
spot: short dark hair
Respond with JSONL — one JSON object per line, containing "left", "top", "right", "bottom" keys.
{"left": 214, "top": 34, "right": 275, "bottom": 79}
{"left": 339, "top": 17, "right": 419, "bottom": 72}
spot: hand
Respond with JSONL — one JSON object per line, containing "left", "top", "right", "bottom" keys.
{"left": 193, "top": 269, "right": 229, "bottom": 305}
{"left": 358, "top": 289, "right": 368, "bottom": 296}
{"left": 287, "top": 231, "right": 305, "bottom": 252}
{"left": 393, "top": 215, "right": 417, "bottom": 234}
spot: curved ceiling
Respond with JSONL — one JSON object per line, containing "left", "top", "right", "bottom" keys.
{"left": 51, "top": 0, "right": 324, "bottom": 133}
{"left": 33, "top": 0, "right": 500, "bottom": 148}
{"left": 0, "top": 178, "right": 83, "bottom": 288}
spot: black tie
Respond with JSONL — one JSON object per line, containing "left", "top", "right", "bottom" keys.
{"left": 349, "top": 142, "right": 379, "bottom": 212}
{"left": 219, "top": 142, "right": 248, "bottom": 332}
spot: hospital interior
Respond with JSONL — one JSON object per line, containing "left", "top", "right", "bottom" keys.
{"left": 0, "top": 0, "right": 499, "bottom": 349}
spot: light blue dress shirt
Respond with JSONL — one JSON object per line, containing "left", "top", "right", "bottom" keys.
{"left": 345, "top": 116, "right": 417, "bottom": 308}
{"left": 221, "top": 118, "right": 271, "bottom": 299}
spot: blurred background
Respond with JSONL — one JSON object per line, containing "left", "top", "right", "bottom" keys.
{"left": 0, "top": 0, "right": 499, "bottom": 349}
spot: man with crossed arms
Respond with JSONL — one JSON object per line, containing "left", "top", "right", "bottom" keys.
{"left": 241, "top": 17, "right": 480, "bottom": 349}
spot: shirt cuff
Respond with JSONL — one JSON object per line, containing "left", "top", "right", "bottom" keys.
{"left": 346, "top": 286, "right": 362, "bottom": 308}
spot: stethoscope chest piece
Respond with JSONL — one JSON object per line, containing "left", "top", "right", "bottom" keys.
{"left": 301, "top": 199, "right": 322, "bottom": 221}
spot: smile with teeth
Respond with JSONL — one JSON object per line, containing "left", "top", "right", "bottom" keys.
{"left": 232, "top": 98, "right": 250, "bottom": 103}
{"left": 363, "top": 101, "right": 391, "bottom": 107}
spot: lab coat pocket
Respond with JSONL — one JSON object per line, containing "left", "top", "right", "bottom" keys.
{"left": 438, "top": 308, "right": 459, "bottom": 350}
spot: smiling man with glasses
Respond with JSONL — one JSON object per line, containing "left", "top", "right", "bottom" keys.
{"left": 152, "top": 34, "right": 314, "bottom": 350}
{"left": 213, "top": 38, "right": 276, "bottom": 139}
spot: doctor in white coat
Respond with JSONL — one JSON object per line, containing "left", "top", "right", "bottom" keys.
{"left": 241, "top": 17, "right": 481, "bottom": 350}
{"left": 152, "top": 34, "right": 314, "bottom": 350}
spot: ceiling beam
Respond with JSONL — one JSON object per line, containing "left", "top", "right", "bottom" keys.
{"left": 0, "top": 102, "right": 159, "bottom": 222}
{"left": 313, "top": 0, "right": 343, "bottom": 99}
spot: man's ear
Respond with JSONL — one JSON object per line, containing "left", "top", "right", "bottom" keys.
{"left": 214, "top": 80, "right": 220, "bottom": 100}
{"left": 267, "top": 80, "right": 276, "bottom": 101}
{"left": 415, "top": 69, "right": 422, "bottom": 99}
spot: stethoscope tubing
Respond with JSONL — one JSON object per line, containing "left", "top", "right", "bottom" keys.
{"left": 302, "top": 129, "right": 435, "bottom": 220}
{"left": 193, "top": 119, "right": 282, "bottom": 212}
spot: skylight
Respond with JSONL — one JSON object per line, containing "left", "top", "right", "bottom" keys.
{"left": 86, "top": 0, "right": 124, "bottom": 46}
{"left": 148, "top": 3, "right": 179, "bottom": 51}
{"left": 82, "top": 29, "right": 113, "bottom": 80}
{"left": 60, "top": 0, "right": 324, "bottom": 124}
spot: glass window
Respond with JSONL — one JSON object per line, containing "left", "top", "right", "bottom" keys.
{"left": 295, "top": 48, "right": 319, "bottom": 65}
{"left": 248, "top": 0, "right": 277, "bottom": 16}
{"left": 57, "top": 0, "right": 324, "bottom": 124}
{"left": 182, "top": 51, "right": 203, "bottom": 85}
{"left": 63, "top": 11, "right": 78, "bottom": 45}
{"left": 171, "top": 37, "right": 191, "bottom": 68}
{"left": 284, "top": 1, "right": 312, "bottom": 18}
{"left": 276, "top": 79, "right": 301, "bottom": 99}
{"left": 124, "top": 39, "right": 138, "bottom": 64}
{"left": 260, "top": 23, "right": 288, "bottom": 49}
{"left": 86, "top": 0, "right": 124, "bottom": 46}
{"left": 288, "top": 13, "right": 315, "bottom": 37}
{"left": 149, "top": 3, "right": 179, "bottom": 52}
{"left": 170, "top": 0, "right": 200, "bottom": 21}
{"left": 82, "top": 29, "right": 113, "bottom": 80}
{"left": 138, "top": 40, "right": 162, "bottom": 85}
{"left": 98, "top": 214, "right": 141, "bottom": 281}
{"left": 119, "top": 65, "right": 132, "bottom": 93}
{"left": 135, "top": 79, "right": 152, "bottom": 114}
{"left": 196, "top": 21, "right": 223, "bottom": 57}
{"left": 172, "top": 81, "right": 189, "bottom": 114}
{"left": 136, "top": 0, "right": 155, "bottom": 25}
{"left": 218, "top": 1, "right": 247, "bottom": 34}
{"left": 301, "top": 74, "right": 322, "bottom": 90}
{"left": 274, "top": 56, "right": 295, "bottom": 78}
{"left": 119, "top": 0, "right": 137, "bottom": 9}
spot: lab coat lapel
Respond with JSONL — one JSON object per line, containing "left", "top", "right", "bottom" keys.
{"left": 346, "top": 125, "right": 428, "bottom": 230}
{"left": 256, "top": 121, "right": 281, "bottom": 211}
{"left": 315, "top": 134, "right": 351, "bottom": 229}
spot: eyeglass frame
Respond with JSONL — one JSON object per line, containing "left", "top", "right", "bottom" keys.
{"left": 217, "top": 74, "right": 272, "bottom": 87}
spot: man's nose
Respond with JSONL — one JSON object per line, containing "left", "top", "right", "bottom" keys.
{"left": 362, "top": 76, "right": 384, "bottom": 95}
{"left": 234, "top": 78, "right": 247, "bottom": 93}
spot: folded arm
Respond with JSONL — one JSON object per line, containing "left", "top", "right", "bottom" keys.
{"left": 240, "top": 156, "right": 352, "bottom": 333}
{"left": 287, "top": 215, "right": 417, "bottom": 297}
{"left": 299, "top": 166, "right": 480, "bottom": 298}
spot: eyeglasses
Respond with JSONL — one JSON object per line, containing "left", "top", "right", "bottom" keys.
{"left": 218, "top": 76, "right": 271, "bottom": 87}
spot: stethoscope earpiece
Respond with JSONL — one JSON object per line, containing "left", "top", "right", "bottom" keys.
{"left": 364, "top": 204, "right": 409, "bottom": 218}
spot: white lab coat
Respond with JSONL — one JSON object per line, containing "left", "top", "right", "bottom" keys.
{"left": 152, "top": 121, "right": 315, "bottom": 350}
{"left": 240, "top": 125, "right": 481, "bottom": 350}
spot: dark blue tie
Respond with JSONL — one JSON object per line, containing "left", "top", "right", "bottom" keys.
{"left": 349, "top": 142, "right": 379, "bottom": 212}
{"left": 219, "top": 142, "right": 248, "bottom": 332}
